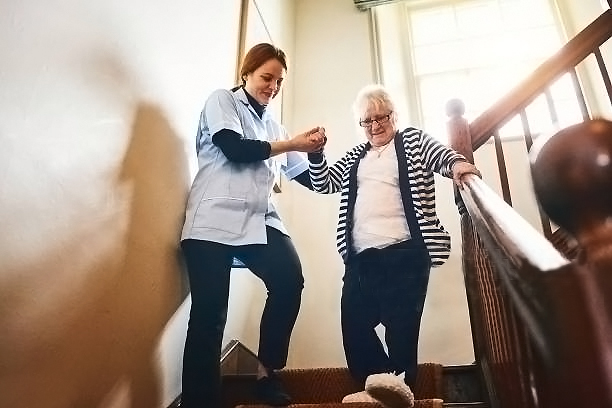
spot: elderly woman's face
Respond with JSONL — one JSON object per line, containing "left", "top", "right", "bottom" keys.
{"left": 360, "top": 102, "right": 397, "bottom": 147}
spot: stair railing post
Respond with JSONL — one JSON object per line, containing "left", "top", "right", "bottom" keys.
{"left": 530, "top": 118, "right": 612, "bottom": 406}
{"left": 446, "top": 98, "right": 474, "bottom": 213}
{"left": 445, "top": 99, "right": 499, "bottom": 406}
{"left": 446, "top": 98, "right": 474, "bottom": 162}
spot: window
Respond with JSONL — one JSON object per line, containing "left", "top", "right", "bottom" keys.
{"left": 390, "top": 0, "right": 581, "bottom": 141}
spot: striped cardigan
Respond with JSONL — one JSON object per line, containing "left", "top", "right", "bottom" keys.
{"left": 309, "top": 127, "right": 465, "bottom": 267}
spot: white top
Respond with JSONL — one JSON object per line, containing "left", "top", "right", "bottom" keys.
{"left": 352, "top": 142, "right": 411, "bottom": 254}
{"left": 181, "top": 87, "right": 308, "bottom": 245}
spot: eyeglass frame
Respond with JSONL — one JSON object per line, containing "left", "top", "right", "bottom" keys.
{"left": 359, "top": 112, "right": 393, "bottom": 128}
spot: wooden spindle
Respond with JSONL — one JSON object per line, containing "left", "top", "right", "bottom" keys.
{"left": 593, "top": 49, "right": 612, "bottom": 106}
{"left": 570, "top": 68, "right": 590, "bottom": 120}
{"left": 520, "top": 109, "right": 553, "bottom": 239}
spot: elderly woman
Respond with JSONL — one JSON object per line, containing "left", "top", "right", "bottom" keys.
{"left": 309, "top": 84, "right": 480, "bottom": 391}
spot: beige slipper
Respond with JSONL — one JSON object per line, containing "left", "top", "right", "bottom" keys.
{"left": 342, "top": 390, "right": 388, "bottom": 406}
{"left": 364, "top": 373, "right": 414, "bottom": 408}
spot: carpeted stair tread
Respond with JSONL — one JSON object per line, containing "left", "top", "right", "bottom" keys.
{"left": 273, "top": 364, "right": 443, "bottom": 402}
{"left": 413, "top": 363, "right": 444, "bottom": 399}
{"left": 225, "top": 364, "right": 444, "bottom": 407}
{"left": 237, "top": 404, "right": 381, "bottom": 408}
{"left": 273, "top": 367, "right": 362, "bottom": 403}
{"left": 236, "top": 399, "right": 444, "bottom": 408}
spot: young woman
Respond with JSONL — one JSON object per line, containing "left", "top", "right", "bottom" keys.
{"left": 180, "top": 43, "right": 326, "bottom": 408}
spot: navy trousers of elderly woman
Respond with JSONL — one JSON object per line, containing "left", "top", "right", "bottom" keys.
{"left": 341, "top": 239, "right": 431, "bottom": 389}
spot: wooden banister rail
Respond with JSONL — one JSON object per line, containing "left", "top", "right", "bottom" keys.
{"left": 456, "top": 119, "right": 612, "bottom": 407}
{"left": 469, "top": 8, "right": 612, "bottom": 150}
{"left": 458, "top": 175, "right": 569, "bottom": 364}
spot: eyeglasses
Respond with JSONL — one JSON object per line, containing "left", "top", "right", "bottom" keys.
{"left": 359, "top": 112, "right": 393, "bottom": 128}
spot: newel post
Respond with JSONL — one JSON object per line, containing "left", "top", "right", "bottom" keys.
{"left": 445, "top": 98, "right": 492, "bottom": 398}
{"left": 446, "top": 98, "right": 475, "bottom": 214}
{"left": 530, "top": 118, "right": 612, "bottom": 405}
{"left": 446, "top": 98, "right": 474, "bottom": 162}
{"left": 530, "top": 119, "right": 612, "bottom": 266}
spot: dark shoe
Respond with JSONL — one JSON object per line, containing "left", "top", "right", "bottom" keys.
{"left": 254, "top": 372, "right": 292, "bottom": 406}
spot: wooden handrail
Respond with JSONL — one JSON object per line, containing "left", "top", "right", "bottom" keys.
{"left": 470, "top": 8, "right": 612, "bottom": 150}
{"left": 458, "top": 119, "right": 612, "bottom": 407}
{"left": 459, "top": 176, "right": 568, "bottom": 271}
{"left": 458, "top": 174, "right": 569, "bottom": 362}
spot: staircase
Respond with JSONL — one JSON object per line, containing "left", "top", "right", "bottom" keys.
{"left": 169, "top": 6, "right": 612, "bottom": 408}
{"left": 217, "top": 341, "right": 487, "bottom": 408}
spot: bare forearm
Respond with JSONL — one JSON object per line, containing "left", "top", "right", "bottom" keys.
{"left": 269, "top": 140, "right": 296, "bottom": 157}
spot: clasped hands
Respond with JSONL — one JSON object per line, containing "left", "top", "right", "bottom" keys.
{"left": 292, "top": 126, "right": 327, "bottom": 153}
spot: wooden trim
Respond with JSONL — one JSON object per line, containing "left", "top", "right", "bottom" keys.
{"left": 470, "top": 9, "right": 612, "bottom": 149}
{"left": 166, "top": 395, "right": 181, "bottom": 408}
{"left": 353, "top": 0, "right": 402, "bottom": 11}
{"left": 235, "top": 0, "right": 250, "bottom": 86}
{"left": 368, "top": 8, "right": 382, "bottom": 84}
{"left": 166, "top": 339, "right": 258, "bottom": 408}
{"left": 221, "top": 338, "right": 241, "bottom": 361}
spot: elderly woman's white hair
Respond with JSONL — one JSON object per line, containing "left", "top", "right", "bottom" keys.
{"left": 352, "top": 84, "right": 397, "bottom": 121}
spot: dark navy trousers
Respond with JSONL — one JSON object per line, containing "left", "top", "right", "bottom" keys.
{"left": 341, "top": 239, "right": 431, "bottom": 388}
{"left": 180, "top": 226, "right": 304, "bottom": 408}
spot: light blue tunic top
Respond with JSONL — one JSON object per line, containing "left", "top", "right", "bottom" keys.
{"left": 181, "top": 87, "right": 308, "bottom": 245}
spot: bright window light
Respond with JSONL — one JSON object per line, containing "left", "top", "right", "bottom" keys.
{"left": 403, "top": 0, "right": 577, "bottom": 142}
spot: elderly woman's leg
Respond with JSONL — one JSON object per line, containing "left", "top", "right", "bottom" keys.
{"left": 341, "top": 256, "right": 394, "bottom": 386}
{"left": 381, "top": 246, "right": 431, "bottom": 388}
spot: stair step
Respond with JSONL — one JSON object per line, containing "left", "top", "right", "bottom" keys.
{"left": 237, "top": 400, "right": 444, "bottom": 408}
{"left": 223, "top": 364, "right": 444, "bottom": 408}
{"left": 215, "top": 340, "right": 487, "bottom": 407}
{"left": 442, "top": 364, "right": 486, "bottom": 403}
{"left": 216, "top": 342, "right": 487, "bottom": 408}
{"left": 235, "top": 400, "right": 489, "bottom": 408}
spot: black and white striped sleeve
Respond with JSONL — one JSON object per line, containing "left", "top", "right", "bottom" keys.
{"left": 419, "top": 130, "right": 466, "bottom": 177}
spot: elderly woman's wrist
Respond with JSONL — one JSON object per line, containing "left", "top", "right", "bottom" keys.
{"left": 308, "top": 151, "right": 324, "bottom": 163}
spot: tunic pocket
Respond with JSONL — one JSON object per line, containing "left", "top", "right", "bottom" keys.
{"left": 194, "top": 196, "right": 249, "bottom": 235}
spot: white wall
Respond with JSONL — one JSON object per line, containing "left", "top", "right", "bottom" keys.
{"left": 0, "top": 1, "right": 243, "bottom": 407}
